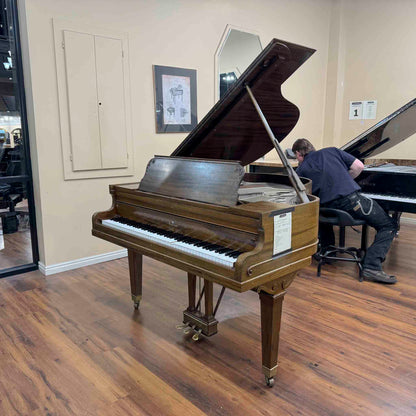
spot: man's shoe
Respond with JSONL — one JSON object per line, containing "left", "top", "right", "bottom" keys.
{"left": 362, "top": 268, "right": 397, "bottom": 284}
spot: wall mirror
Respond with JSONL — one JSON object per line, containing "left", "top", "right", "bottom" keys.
{"left": 215, "top": 25, "right": 262, "bottom": 101}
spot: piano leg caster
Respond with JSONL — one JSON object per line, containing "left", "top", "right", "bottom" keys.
{"left": 131, "top": 294, "right": 142, "bottom": 310}
{"left": 265, "top": 376, "right": 275, "bottom": 387}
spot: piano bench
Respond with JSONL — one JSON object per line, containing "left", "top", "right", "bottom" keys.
{"left": 316, "top": 208, "right": 368, "bottom": 281}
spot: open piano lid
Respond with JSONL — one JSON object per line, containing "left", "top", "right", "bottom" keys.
{"left": 341, "top": 98, "right": 416, "bottom": 160}
{"left": 171, "top": 39, "right": 315, "bottom": 166}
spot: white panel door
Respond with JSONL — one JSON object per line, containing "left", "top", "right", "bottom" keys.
{"left": 64, "top": 30, "right": 101, "bottom": 171}
{"left": 95, "top": 35, "right": 128, "bottom": 169}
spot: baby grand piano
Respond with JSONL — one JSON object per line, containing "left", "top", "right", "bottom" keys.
{"left": 92, "top": 39, "right": 319, "bottom": 387}
{"left": 341, "top": 98, "right": 416, "bottom": 219}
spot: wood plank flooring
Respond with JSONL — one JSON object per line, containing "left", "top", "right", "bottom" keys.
{"left": 0, "top": 214, "right": 32, "bottom": 269}
{"left": 0, "top": 223, "right": 415, "bottom": 415}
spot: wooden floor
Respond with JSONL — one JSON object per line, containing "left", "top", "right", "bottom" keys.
{"left": 0, "top": 207, "right": 32, "bottom": 269}
{"left": 0, "top": 223, "right": 416, "bottom": 415}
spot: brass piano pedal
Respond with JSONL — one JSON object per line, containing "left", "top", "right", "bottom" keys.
{"left": 176, "top": 323, "right": 189, "bottom": 330}
{"left": 183, "top": 325, "right": 194, "bottom": 335}
{"left": 192, "top": 329, "right": 202, "bottom": 341}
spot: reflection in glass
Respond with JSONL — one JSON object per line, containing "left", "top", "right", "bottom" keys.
{"left": 219, "top": 71, "right": 237, "bottom": 99}
{"left": 216, "top": 27, "right": 262, "bottom": 100}
{"left": 0, "top": 1, "right": 37, "bottom": 276}
{"left": 0, "top": 180, "right": 32, "bottom": 268}
{"left": 0, "top": 1, "right": 23, "bottom": 176}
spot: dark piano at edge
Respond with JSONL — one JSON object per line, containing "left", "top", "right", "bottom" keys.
{"left": 341, "top": 98, "right": 416, "bottom": 219}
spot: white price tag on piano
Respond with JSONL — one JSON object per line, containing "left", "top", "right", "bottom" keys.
{"left": 273, "top": 212, "right": 292, "bottom": 255}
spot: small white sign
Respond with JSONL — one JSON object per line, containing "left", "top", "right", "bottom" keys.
{"left": 349, "top": 101, "right": 363, "bottom": 120}
{"left": 273, "top": 212, "right": 292, "bottom": 255}
{"left": 363, "top": 100, "right": 377, "bottom": 119}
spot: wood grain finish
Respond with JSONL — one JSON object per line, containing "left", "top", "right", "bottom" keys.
{"left": 127, "top": 249, "right": 142, "bottom": 308}
{"left": 259, "top": 290, "right": 285, "bottom": 382}
{"left": 1, "top": 223, "right": 415, "bottom": 415}
{"left": 92, "top": 183, "right": 319, "bottom": 292}
{"left": 92, "top": 179, "right": 319, "bottom": 383}
{"left": 139, "top": 157, "right": 245, "bottom": 206}
{"left": 172, "top": 39, "right": 315, "bottom": 166}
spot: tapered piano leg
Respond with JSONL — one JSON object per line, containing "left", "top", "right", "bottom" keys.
{"left": 259, "top": 290, "right": 286, "bottom": 387}
{"left": 128, "top": 249, "right": 142, "bottom": 309}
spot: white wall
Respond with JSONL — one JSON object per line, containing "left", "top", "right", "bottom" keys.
{"left": 18, "top": 0, "right": 333, "bottom": 267}
{"left": 326, "top": 0, "right": 416, "bottom": 157}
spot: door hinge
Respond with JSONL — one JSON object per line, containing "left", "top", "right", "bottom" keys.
{"left": 70, "top": 154, "right": 73, "bottom": 161}
{"left": 62, "top": 41, "right": 65, "bottom": 49}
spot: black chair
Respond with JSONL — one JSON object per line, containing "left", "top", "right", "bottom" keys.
{"left": 316, "top": 208, "right": 368, "bottom": 280}
{"left": 0, "top": 182, "right": 23, "bottom": 211}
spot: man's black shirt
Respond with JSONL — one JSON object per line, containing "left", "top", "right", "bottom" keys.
{"left": 296, "top": 147, "right": 360, "bottom": 204}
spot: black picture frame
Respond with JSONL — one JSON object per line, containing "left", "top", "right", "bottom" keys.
{"left": 153, "top": 65, "right": 197, "bottom": 133}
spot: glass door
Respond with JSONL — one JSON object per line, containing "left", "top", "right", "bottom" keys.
{"left": 0, "top": 0, "right": 38, "bottom": 277}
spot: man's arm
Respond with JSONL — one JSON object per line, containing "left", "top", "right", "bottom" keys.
{"left": 349, "top": 158, "right": 364, "bottom": 179}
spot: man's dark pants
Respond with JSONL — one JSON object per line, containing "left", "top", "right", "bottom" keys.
{"left": 320, "top": 191, "right": 396, "bottom": 271}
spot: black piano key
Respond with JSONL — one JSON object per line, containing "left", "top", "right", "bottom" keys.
{"left": 204, "top": 244, "right": 219, "bottom": 251}
{"left": 217, "top": 247, "right": 232, "bottom": 254}
{"left": 110, "top": 217, "right": 245, "bottom": 260}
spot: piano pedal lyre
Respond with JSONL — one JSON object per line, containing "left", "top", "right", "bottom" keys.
{"left": 181, "top": 277, "right": 225, "bottom": 340}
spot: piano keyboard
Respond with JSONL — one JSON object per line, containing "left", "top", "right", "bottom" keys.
{"left": 102, "top": 217, "right": 242, "bottom": 269}
{"left": 361, "top": 192, "right": 416, "bottom": 205}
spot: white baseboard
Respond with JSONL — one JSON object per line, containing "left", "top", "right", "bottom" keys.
{"left": 37, "top": 217, "right": 416, "bottom": 276}
{"left": 38, "top": 249, "right": 127, "bottom": 276}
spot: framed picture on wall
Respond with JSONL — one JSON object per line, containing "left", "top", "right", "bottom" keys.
{"left": 153, "top": 65, "right": 197, "bottom": 133}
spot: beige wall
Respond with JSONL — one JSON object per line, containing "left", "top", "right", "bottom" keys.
{"left": 326, "top": 0, "right": 416, "bottom": 157}
{"left": 18, "top": 0, "right": 333, "bottom": 267}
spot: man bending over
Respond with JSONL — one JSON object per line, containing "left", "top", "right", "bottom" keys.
{"left": 292, "top": 138, "right": 397, "bottom": 284}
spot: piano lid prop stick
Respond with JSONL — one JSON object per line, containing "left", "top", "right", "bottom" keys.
{"left": 245, "top": 85, "right": 309, "bottom": 204}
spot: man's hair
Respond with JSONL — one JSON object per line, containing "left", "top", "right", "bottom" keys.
{"left": 292, "top": 138, "right": 315, "bottom": 157}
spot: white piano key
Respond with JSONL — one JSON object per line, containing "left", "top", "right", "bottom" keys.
{"left": 361, "top": 193, "right": 416, "bottom": 204}
{"left": 102, "top": 219, "right": 236, "bottom": 269}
